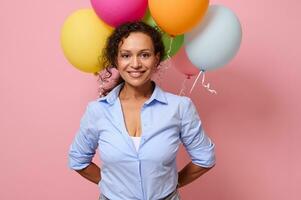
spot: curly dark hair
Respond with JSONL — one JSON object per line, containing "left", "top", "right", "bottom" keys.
{"left": 99, "top": 21, "right": 165, "bottom": 83}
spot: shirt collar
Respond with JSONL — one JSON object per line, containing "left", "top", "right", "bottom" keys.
{"left": 96, "top": 80, "right": 168, "bottom": 105}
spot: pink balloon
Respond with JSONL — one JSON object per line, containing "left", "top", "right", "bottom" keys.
{"left": 90, "top": 0, "right": 148, "bottom": 27}
{"left": 172, "top": 48, "right": 200, "bottom": 79}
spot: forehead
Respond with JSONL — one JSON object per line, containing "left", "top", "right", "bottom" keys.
{"left": 119, "top": 32, "right": 154, "bottom": 51}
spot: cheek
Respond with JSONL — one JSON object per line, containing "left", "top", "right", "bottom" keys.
{"left": 148, "top": 65, "right": 158, "bottom": 75}
{"left": 143, "top": 58, "right": 158, "bottom": 67}
{"left": 116, "top": 59, "right": 129, "bottom": 68}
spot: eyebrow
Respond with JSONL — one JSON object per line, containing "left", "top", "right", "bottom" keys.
{"left": 119, "top": 49, "right": 153, "bottom": 53}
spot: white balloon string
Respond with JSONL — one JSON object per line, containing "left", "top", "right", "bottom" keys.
{"left": 189, "top": 71, "right": 201, "bottom": 94}
{"left": 189, "top": 70, "right": 217, "bottom": 95}
{"left": 178, "top": 77, "right": 188, "bottom": 96}
{"left": 201, "top": 70, "right": 217, "bottom": 94}
{"left": 166, "top": 37, "right": 173, "bottom": 60}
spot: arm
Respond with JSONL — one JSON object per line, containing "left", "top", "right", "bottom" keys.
{"left": 179, "top": 97, "right": 216, "bottom": 188}
{"left": 75, "top": 162, "right": 101, "bottom": 185}
{"left": 177, "top": 162, "right": 215, "bottom": 188}
{"left": 68, "top": 102, "right": 101, "bottom": 184}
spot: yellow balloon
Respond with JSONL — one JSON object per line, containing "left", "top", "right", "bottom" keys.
{"left": 149, "top": 0, "right": 209, "bottom": 36}
{"left": 61, "top": 9, "right": 113, "bottom": 73}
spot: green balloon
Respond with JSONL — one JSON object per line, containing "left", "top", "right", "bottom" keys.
{"left": 143, "top": 10, "right": 184, "bottom": 60}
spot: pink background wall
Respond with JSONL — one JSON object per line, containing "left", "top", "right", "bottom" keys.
{"left": 0, "top": 0, "right": 299, "bottom": 199}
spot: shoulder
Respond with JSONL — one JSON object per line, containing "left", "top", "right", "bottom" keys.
{"left": 163, "top": 90, "right": 193, "bottom": 107}
{"left": 159, "top": 89, "right": 195, "bottom": 114}
{"left": 83, "top": 100, "right": 105, "bottom": 118}
{"left": 160, "top": 89, "right": 190, "bottom": 104}
{"left": 166, "top": 94, "right": 197, "bottom": 119}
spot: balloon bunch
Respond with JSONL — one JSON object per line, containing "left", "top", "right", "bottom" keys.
{"left": 60, "top": 0, "right": 242, "bottom": 95}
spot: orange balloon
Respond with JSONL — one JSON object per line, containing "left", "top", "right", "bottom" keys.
{"left": 148, "top": 0, "right": 209, "bottom": 36}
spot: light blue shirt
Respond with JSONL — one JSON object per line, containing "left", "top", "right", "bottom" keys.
{"left": 68, "top": 81, "right": 216, "bottom": 200}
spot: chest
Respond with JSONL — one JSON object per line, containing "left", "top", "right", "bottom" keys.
{"left": 97, "top": 101, "right": 182, "bottom": 163}
{"left": 119, "top": 100, "right": 144, "bottom": 137}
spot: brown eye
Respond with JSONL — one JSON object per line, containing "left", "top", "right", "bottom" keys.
{"left": 140, "top": 53, "right": 151, "bottom": 58}
{"left": 121, "top": 54, "right": 130, "bottom": 58}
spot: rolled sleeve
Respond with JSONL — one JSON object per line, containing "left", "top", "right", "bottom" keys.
{"left": 180, "top": 97, "right": 216, "bottom": 168}
{"left": 68, "top": 102, "right": 99, "bottom": 170}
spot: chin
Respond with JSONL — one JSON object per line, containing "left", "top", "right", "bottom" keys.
{"left": 126, "top": 80, "right": 148, "bottom": 87}
{"left": 124, "top": 77, "right": 152, "bottom": 88}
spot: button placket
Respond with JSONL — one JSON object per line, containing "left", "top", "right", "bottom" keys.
{"left": 140, "top": 105, "right": 148, "bottom": 145}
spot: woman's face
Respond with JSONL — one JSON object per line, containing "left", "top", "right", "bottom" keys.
{"left": 116, "top": 32, "right": 160, "bottom": 88}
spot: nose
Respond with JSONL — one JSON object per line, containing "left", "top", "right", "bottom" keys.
{"left": 131, "top": 56, "right": 142, "bottom": 69}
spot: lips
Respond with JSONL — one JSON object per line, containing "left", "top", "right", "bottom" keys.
{"left": 127, "top": 71, "right": 146, "bottom": 78}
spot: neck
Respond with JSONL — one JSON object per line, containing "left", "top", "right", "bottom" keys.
{"left": 119, "top": 80, "right": 154, "bottom": 101}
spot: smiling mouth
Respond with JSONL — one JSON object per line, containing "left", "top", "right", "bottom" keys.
{"left": 127, "top": 71, "right": 146, "bottom": 78}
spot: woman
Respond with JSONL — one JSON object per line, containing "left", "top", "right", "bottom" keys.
{"left": 68, "top": 22, "right": 216, "bottom": 200}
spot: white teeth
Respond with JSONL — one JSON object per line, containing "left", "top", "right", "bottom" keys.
{"left": 128, "top": 71, "right": 144, "bottom": 78}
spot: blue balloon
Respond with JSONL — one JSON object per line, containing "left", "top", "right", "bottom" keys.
{"left": 185, "top": 5, "right": 242, "bottom": 71}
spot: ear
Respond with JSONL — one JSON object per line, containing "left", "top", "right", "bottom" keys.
{"left": 155, "top": 52, "right": 160, "bottom": 66}
{"left": 153, "top": 54, "right": 161, "bottom": 73}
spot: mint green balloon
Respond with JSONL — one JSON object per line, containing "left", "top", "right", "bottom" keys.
{"left": 143, "top": 10, "right": 184, "bottom": 60}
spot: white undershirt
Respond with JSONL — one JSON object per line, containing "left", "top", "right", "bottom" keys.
{"left": 130, "top": 136, "right": 141, "bottom": 151}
